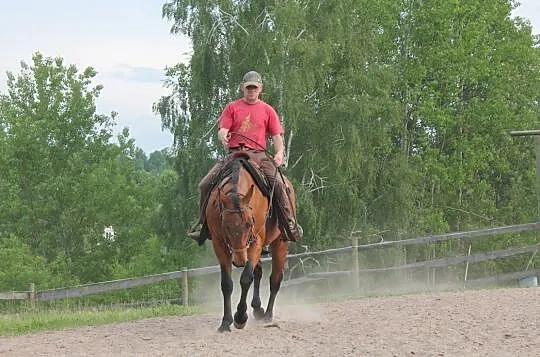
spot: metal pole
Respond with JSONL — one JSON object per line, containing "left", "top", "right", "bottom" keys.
{"left": 510, "top": 131, "right": 540, "bottom": 219}
{"left": 509, "top": 130, "right": 540, "bottom": 136}
{"left": 464, "top": 244, "right": 472, "bottom": 289}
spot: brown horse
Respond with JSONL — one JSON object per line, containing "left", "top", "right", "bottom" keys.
{"left": 205, "top": 152, "right": 293, "bottom": 332}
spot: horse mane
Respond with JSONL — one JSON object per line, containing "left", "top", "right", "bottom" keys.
{"left": 216, "top": 153, "right": 271, "bottom": 210}
{"left": 226, "top": 155, "right": 243, "bottom": 210}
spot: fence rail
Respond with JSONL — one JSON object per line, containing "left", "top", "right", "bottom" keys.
{"left": 357, "top": 222, "right": 540, "bottom": 250}
{"left": 1, "top": 222, "right": 538, "bottom": 304}
{"left": 359, "top": 243, "right": 539, "bottom": 273}
{"left": 0, "top": 292, "right": 29, "bottom": 300}
{"left": 465, "top": 269, "right": 540, "bottom": 287}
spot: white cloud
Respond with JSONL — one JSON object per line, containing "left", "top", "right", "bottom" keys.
{"left": 0, "top": 1, "right": 191, "bottom": 153}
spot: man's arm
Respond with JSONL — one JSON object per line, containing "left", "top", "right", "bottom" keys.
{"left": 218, "top": 127, "right": 230, "bottom": 147}
{"left": 272, "top": 134, "right": 285, "bottom": 167}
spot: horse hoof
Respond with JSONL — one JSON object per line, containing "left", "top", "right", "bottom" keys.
{"left": 234, "top": 320, "right": 246, "bottom": 329}
{"left": 218, "top": 325, "right": 231, "bottom": 333}
{"left": 253, "top": 307, "right": 265, "bottom": 320}
{"left": 234, "top": 311, "right": 248, "bottom": 329}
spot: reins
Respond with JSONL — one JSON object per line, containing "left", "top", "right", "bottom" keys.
{"left": 217, "top": 168, "right": 256, "bottom": 254}
{"left": 227, "top": 131, "right": 298, "bottom": 224}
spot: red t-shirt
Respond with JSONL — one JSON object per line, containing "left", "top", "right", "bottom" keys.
{"left": 219, "top": 99, "right": 283, "bottom": 151}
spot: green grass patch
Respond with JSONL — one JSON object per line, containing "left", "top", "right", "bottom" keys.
{"left": 0, "top": 303, "right": 200, "bottom": 336}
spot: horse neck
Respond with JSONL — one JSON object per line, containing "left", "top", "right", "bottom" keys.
{"left": 222, "top": 158, "right": 250, "bottom": 208}
{"left": 233, "top": 163, "right": 255, "bottom": 197}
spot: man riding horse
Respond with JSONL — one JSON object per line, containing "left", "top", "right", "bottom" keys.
{"left": 188, "top": 70, "right": 303, "bottom": 244}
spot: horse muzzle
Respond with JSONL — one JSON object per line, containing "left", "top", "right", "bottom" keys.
{"left": 231, "top": 247, "right": 248, "bottom": 267}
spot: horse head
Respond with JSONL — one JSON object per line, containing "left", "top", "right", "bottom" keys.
{"left": 218, "top": 174, "right": 256, "bottom": 267}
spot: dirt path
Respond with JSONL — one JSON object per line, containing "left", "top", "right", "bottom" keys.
{"left": 1, "top": 287, "right": 538, "bottom": 357}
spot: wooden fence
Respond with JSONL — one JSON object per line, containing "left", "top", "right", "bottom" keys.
{"left": 1, "top": 222, "right": 538, "bottom": 305}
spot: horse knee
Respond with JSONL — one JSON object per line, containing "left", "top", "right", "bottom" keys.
{"left": 240, "top": 261, "right": 254, "bottom": 287}
{"left": 220, "top": 269, "right": 233, "bottom": 295}
{"left": 269, "top": 272, "right": 283, "bottom": 294}
{"left": 253, "top": 264, "right": 263, "bottom": 280}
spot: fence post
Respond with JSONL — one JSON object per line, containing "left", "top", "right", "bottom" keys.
{"left": 352, "top": 236, "right": 360, "bottom": 291}
{"left": 28, "top": 283, "right": 36, "bottom": 309}
{"left": 182, "top": 267, "right": 189, "bottom": 306}
{"left": 431, "top": 245, "right": 436, "bottom": 286}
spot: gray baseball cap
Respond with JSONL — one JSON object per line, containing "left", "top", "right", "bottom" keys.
{"left": 242, "top": 71, "right": 263, "bottom": 87}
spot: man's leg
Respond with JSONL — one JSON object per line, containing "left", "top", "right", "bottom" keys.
{"left": 187, "top": 161, "right": 224, "bottom": 244}
{"left": 259, "top": 159, "right": 303, "bottom": 242}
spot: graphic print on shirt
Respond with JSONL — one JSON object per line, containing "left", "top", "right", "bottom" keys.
{"left": 239, "top": 113, "right": 254, "bottom": 133}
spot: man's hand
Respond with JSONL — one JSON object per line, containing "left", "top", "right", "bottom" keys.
{"left": 218, "top": 128, "right": 230, "bottom": 147}
{"left": 273, "top": 151, "right": 284, "bottom": 167}
{"left": 271, "top": 134, "right": 285, "bottom": 167}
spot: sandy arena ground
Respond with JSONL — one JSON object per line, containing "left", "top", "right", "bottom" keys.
{"left": 0, "top": 287, "right": 538, "bottom": 357}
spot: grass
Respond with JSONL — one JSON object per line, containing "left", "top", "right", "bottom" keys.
{"left": 0, "top": 303, "right": 200, "bottom": 336}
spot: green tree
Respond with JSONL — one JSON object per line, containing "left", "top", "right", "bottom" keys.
{"left": 145, "top": 148, "right": 173, "bottom": 172}
{"left": 0, "top": 53, "right": 183, "bottom": 283}
{"left": 0, "top": 235, "right": 54, "bottom": 291}
{"left": 398, "top": 0, "right": 540, "bottom": 234}
{"left": 0, "top": 53, "right": 115, "bottom": 259}
{"left": 159, "top": 0, "right": 413, "bottom": 248}
{"left": 159, "top": 0, "right": 540, "bottom": 254}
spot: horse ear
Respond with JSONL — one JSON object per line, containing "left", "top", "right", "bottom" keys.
{"left": 243, "top": 185, "right": 254, "bottom": 204}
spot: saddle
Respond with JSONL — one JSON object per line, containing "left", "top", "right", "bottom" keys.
{"left": 199, "top": 153, "right": 273, "bottom": 238}
{"left": 216, "top": 152, "right": 272, "bottom": 197}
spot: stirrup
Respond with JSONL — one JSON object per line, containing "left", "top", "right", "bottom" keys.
{"left": 187, "top": 222, "right": 201, "bottom": 236}
{"left": 187, "top": 223, "right": 207, "bottom": 246}
{"left": 187, "top": 229, "right": 201, "bottom": 239}
{"left": 295, "top": 223, "right": 304, "bottom": 240}
{"left": 284, "top": 221, "right": 303, "bottom": 242}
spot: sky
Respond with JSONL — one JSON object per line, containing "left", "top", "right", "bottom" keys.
{"left": 0, "top": 1, "right": 538, "bottom": 154}
{"left": 0, "top": 0, "right": 190, "bottom": 153}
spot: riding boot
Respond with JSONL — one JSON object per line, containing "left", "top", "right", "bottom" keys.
{"left": 187, "top": 185, "right": 212, "bottom": 245}
{"left": 187, "top": 221, "right": 210, "bottom": 246}
{"left": 187, "top": 222, "right": 202, "bottom": 242}
{"left": 284, "top": 218, "right": 303, "bottom": 242}
{"left": 274, "top": 186, "right": 303, "bottom": 242}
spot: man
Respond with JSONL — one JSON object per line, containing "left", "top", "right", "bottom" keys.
{"left": 187, "top": 70, "right": 302, "bottom": 245}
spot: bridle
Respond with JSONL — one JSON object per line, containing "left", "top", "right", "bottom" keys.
{"left": 218, "top": 189, "right": 256, "bottom": 254}
{"left": 226, "top": 131, "right": 299, "bottom": 225}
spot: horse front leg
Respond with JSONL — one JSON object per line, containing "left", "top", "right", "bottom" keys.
{"left": 218, "top": 264, "right": 234, "bottom": 332}
{"left": 251, "top": 262, "right": 265, "bottom": 320}
{"left": 234, "top": 260, "right": 253, "bottom": 329}
{"left": 265, "top": 240, "right": 288, "bottom": 322}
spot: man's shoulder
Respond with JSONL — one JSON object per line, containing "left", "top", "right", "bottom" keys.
{"left": 226, "top": 98, "right": 243, "bottom": 108}
{"left": 230, "top": 98, "right": 244, "bottom": 105}
{"left": 254, "top": 100, "right": 277, "bottom": 113}
{"left": 260, "top": 100, "right": 278, "bottom": 115}
{"left": 257, "top": 99, "right": 272, "bottom": 107}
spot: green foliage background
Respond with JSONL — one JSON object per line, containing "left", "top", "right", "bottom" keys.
{"left": 0, "top": 0, "right": 538, "bottom": 297}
